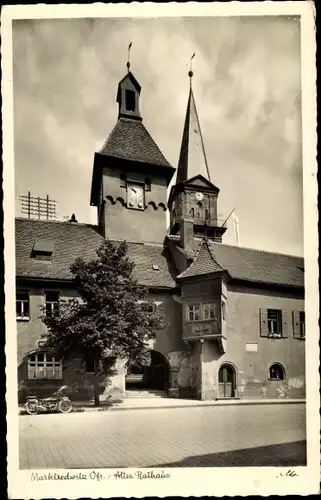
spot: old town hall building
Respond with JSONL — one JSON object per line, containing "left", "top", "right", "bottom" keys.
{"left": 16, "top": 65, "right": 306, "bottom": 403}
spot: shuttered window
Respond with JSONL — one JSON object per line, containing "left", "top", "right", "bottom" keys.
{"left": 293, "top": 310, "right": 305, "bottom": 339}
{"left": 260, "top": 309, "right": 289, "bottom": 338}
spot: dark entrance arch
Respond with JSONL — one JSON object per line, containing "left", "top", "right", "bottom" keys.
{"left": 125, "top": 350, "right": 170, "bottom": 392}
{"left": 218, "top": 363, "right": 237, "bottom": 398}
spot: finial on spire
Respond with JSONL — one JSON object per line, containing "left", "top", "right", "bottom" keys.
{"left": 127, "top": 42, "right": 132, "bottom": 72}
{"left": 187, "top": 53, "right": 195, "bottom": 83}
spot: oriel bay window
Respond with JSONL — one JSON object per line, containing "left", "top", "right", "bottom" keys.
{"left": 28, "top": 351, "right": 62, "bottom": 380}
{"left": 45, "top": 291, "right": 60, "bottom": 316}
{"left": 16, "top": 290, "right": 30, "bottom": 320}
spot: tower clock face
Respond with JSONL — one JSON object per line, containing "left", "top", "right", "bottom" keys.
{"left": 195, "top": 191, "right": 204, "bottom": 201}
{"left": 127, "top": 182, "right": 145, "bottom": 210}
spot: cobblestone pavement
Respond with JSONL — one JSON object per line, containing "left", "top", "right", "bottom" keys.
{"left": 19, "top": 403, "right": 306, "bottom": 469}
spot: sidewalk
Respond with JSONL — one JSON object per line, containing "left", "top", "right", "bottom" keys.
{"left": 19, "top": 396, "right": 306, "bottom": 414}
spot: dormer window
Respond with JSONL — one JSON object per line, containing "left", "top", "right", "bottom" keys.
{"left": 125, "top": 90, "right": 136, "bottom": 111}
{"left": 31, "top": 239, "right": 54, "bottom": 261}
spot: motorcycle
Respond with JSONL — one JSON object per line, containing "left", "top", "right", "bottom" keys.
{"left": 25, "top": 385, "right": 73, "bottom": 415}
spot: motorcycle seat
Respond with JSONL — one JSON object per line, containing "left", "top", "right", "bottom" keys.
{"left": 42, "top": 397, "right": 57, "bottom": 402}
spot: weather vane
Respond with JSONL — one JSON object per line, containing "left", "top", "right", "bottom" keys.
{"left": 187, "top": 53, "right": 195, "bottom": 80}
{"left": 127, "top": 42, "right": 132, "bottom": 72}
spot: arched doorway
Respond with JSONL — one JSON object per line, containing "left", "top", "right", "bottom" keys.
{"left": 218, "top": 363, "right": 237, "bottom": 398}
{"left": 126, "top": 350, "right": 170, "bottom": 393}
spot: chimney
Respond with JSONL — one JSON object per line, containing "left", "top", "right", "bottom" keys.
{"left": 69, "top": 214, "right": 78, "bottom": 223}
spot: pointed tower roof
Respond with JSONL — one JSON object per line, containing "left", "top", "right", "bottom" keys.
{"left": 177, "top": 238, "right": 226, "bottom": 279}
{"left": 176, "top": 74, "right": 211, "bottom": 184}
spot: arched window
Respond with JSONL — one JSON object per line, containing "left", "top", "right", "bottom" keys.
{"left": 28, "top": 351, "right": 62, "bottom": 380}
{"left": 269, "top": 363, "right": 285, "bottom": 381}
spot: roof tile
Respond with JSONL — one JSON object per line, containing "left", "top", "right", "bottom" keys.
{"left": 168, "top": 235, "right": 304, "bottom": 288}
{"left": 177, "top": 239, "right": 223, "bottom": 279}
{"left": 100, "top": 118, "right": 173, "bottom": 168}
{"left": 15, "top": 219, "right": 176, "bottom": 289}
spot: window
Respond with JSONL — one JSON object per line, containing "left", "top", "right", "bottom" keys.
{"left": 31, "top": 239, "right": 54, "bottom": 261}
{"left": 187, "top": 304, "right": 201, "bottom": 321}
{"left": 203, "top": 303, "right": 216, "bottom": 320}
{"left": 269, "top": 363, "right": 285, "bottom": 381}
{"left": 28, "top": 352, "right": 62, "bottom": 380}
{"left": 222, "top": 302, "right": 226, "bottom": 321}
{"left": 299, "top": 311, "right": 305, "bottom": 338}
{"left": 145, "top": 178, "right": 151, "bottom": 192}
{"left": 267, "top": 309, "right": 282, "bottom": 335}
{"left": 187, "top": 303, "right": 217, "bottom": 321}
{"left": 196, "top": 202, "right": 204, "bottom": 218}
{"left": 260, "top": 308, "right": 289, "bottom": 338}
{"left": 45, "top": 291, "right": 60, "bottom": 316}
{"left": 125, "top": 90, "right": 135, "bottom": 111}
{"left": 120, "top": 174, "right": 127, "bottom": 187}
{"left": 293, "top": 310, "right": 305, "bottom": 339}
{"left": 16, "top": 290, "right": 30, "bottom": 320}
{"left": 85, "top": 357, "right": 95, "bottom": 373}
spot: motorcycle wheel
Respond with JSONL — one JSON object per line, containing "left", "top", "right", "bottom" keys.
{"left": 25, "top": 401, "right": 39, "bottom": 415}
{"left": 58, "top": 399, "right": 72, "bottom": 414}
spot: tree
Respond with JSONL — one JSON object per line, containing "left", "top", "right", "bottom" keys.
{"left": 40, "top": 239, "right": 164, "bottom": 406}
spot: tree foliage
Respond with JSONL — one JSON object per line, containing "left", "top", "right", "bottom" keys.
{"left": 40, "top": 240, "right": 165, "bottom": 402}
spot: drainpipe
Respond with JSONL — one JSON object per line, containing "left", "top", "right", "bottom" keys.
{"left": 200, "top": 338, "right": 204, "bottom": 401}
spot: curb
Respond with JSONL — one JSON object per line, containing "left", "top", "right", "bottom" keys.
{"left": 19, "top": 399, "right": 306, "bottom": 415}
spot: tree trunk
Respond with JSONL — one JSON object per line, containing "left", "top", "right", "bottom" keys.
{"left": 93, "top": 359, "right": 100, "bottom": 406}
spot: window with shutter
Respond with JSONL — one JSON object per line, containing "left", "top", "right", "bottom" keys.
{"left": 260, "top": 308, "right": 269, "bottom": 337}
{"left": 293, "top": 310, "right": 305, "bottom": 339}
{"left": 266, "top": 309, "right": 282, "bottom": 338}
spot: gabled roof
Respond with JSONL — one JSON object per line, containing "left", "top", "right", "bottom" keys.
{"left": 176, "top": 86, "right": 211, "bottom": 183}
{"left": 15, "top": 218, "right": 176, "bottom": 289}
{"left": 168, "top": 174, "right": 219, "bottom": 209}
{"left": 116, "top": 71, "right": 141, "bottom": 102}
{"left": 167, "top": 235, "right": 304, "bottom": 288}
{"left": 99, "top": 117, "right": 173, "bottom": 169}
{"left": 177, "top": 239, "right": 225, "bottom": 279}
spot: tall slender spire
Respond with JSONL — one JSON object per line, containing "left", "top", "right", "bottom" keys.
{"left": 176, "top": 64, "right": 211, "bottom": 184}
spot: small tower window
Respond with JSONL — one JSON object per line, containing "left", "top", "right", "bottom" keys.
{"left": 145, "top": 178, "right": 151, "bottom": 191}
{"left": 125, "top": 90, "right": 136, "bottom": 111}
{"left": 120, "top": 174, "right": 127, "bottom": 187}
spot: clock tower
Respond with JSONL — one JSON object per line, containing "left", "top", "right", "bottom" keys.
{"left": 168, "top": 71, "right": 227, "bottom": 250}
{"left": 90, "top": 66, "right": 175, "bottom": 243}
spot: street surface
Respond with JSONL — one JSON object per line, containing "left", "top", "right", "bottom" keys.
{"left": 19, "top": 403, "right": 306, "bottom": 469}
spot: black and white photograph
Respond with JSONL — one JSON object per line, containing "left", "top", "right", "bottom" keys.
{"left": 3, "top": 2, "right": 318, "bottom": 498}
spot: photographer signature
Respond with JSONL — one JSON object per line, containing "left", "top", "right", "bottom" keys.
{"left": 279, "top": 469, "right": 299, "bottom": 478}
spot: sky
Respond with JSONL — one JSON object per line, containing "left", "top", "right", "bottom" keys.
{"left": 12, "top": 15, "right": 303, "bottom": 256}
